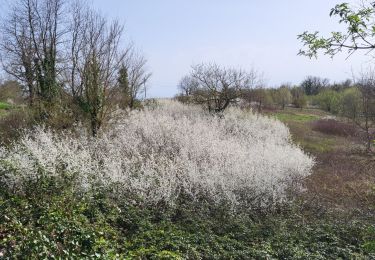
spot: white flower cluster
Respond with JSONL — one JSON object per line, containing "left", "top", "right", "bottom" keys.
{"left": 0, "top": 101, "right": 314, "bottom": 208}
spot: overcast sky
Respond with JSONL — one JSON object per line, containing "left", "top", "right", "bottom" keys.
{"left": 1, "top": 0, "right": 372, "bottom": 97}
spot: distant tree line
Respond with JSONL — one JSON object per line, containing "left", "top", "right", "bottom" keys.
{"left": 176, "top": 66, "right": 348, "bottom": 113}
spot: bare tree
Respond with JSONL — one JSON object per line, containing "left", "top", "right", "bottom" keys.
{"left": 178, "top": 75, "right": 199, "bottom": 96}
{"left": 175, "top": 75, "right": 199, "bottom": 103}
{"left": 301, "top": 76, "right": 329, "bottom": 96}
{"left": 185, "top": 63, "right": 260, "bottom": 112}
{"left": 65, "top": 0, "right": 85, "bottom": 100}
{"left": 246, "top": 85, "right": 275, "bottom": 113}
{"left": 30, "top": 0, "right": 64, "bottom": 102}
{"left": 120, "top": 49, "right": 151, "bottom": 109}
{"left": 342, "top": 70, "right": 375, "bottom": 153}
{"left": 1, "top": 0, "right": 65, "bottom": 107}
{"left": 66, "top": 7, "right": 128, "bottom": 136}
{"left": 1, "top": 0, "right": 150, "bottom": 135}
{"left": 1, "top": 0, "right": 36, "bottom": 105}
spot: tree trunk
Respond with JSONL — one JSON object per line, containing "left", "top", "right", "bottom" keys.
{"left": 129, "top": 97, "right": 135, "bottom": 109}
{"left": 90, "top": 115, "right": 101, "bottom": 137}
{"left": 366, "top": 134, "right": 372, "bottom": 153}
{"left": 365, "top": 119, "right": 372, "bottom": 153}
{"left": 221, "top": 99, "right": 231, "bottom": 111}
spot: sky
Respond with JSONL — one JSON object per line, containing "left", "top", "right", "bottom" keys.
{"left": 0, "top": 0, "right": 372, "bottom": 97}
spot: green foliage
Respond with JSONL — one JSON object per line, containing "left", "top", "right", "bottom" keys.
{"left": 1, "top": 172, "right": 374, "bottom": 259}
{"left": 0, "top": 192, "right": 124, "bottom": 259}
{"left": 244, "top": 88, "right": 276, "bottom": 112}
{"left": 314, "top": 89, "right": 341, "bottom": 114}
{"left": 0, "top": 102, "right": 12, "bottom": 110}
{"left": 296, "top": 137, "right": 335, "bottom": 153}
{"left": 118, "top": 65, "right": 131, "bottom": 109}
{"left": 274, "top": 87, "right": 292, "bottom": 109}
{"left": 340, "top": 87, "right": 362, "bottom": 120}
{"left": 291, "top": 87, "right": 307, "bottom": 109}
{"left": 263, "top": 90, "right": 274, "bottom": 107}
{"left": 362, "top": 226, "right": 375, "bottom": 254}
{"left": 120, "top": 207, "right": 375, "bottom": 259}
{"left": 299, "top": 2, "right": 375, "bottom": 58}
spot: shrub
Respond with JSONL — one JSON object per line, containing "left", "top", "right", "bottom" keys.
{"left": 0, "top": 101, "right": 314, "bottom": 209}
{"left": 0, "top": 80, "right": 23, "bottom": 104}
{"left": 311, "top": 119, "right": 358, "bottom": 137}
{"left": 0, "top": 109, "right": 35, "bottom": 145}
{"left": 291, "top": 87, "right": 307, "bottom": 109}
{"left": 0, "top": 191, "right": 124, "bottom": 258}
{"left": 274, "top": 86, "right": 292, "bottom": 109}
{"left": 314, "top": 89, "right": 341, "bottom": 114}
{"left": 0, "top": 103, "right": 80, "bottom": 146}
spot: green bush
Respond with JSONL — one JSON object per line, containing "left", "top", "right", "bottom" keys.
{"left": 314, "top": 89, "right": 341, "bottom": 114}
{"left": 0, "top": 189, "right": 123, "bottom": 258}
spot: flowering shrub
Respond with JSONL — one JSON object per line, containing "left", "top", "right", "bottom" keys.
{"left": 0, "top": 100, "right": 314, "bottom": 208}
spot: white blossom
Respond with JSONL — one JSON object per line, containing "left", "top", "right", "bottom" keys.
{"left": 0, "top": 101, "right": 314, "bottom": 208}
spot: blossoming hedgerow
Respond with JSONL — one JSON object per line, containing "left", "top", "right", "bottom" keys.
{"left": 0, "top": 100, "right": 314, "bottom": 208}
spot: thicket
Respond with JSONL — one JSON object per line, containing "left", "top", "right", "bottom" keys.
{"left": 0, "top": 101, "right": 314, "bottom": 208}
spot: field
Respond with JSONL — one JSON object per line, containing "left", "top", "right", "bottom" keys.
{"left": 268, "top": 107, "right": 375, "bottom": 213}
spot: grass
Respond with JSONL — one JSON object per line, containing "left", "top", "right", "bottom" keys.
{"left": 0, "top": 102, "right": 12, "bottom": 110}
{"left": 268, "top": 107, "right": 326, "bottom": 123}
{"left": 0, "top": 102, "right": 22, "bottom": 119}
{"left": 271, "top": 107, "right": 375, "bottom": 213}
{"left": 269, "top": 107, "right": 342, "bottom": 153}
{"left": 297, "top": 137, "right": 336, "bottom": 153}
{"left": 0, "top": 102, "right": 13, "bottom": 118}
{"left": 273, "top": 112, "right": 320, "bottom": 123}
